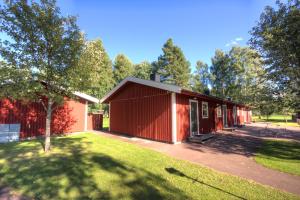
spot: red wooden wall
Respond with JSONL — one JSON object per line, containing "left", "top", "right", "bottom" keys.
{"left": 0, "top": 98, "right": 86, "bottom": 138}
{"left": 87, "top": 113, "right": 103, "bottom": 130}
{"left": 176, "top": 94, "right": 219, "bottom": 141}
{"left": 176, "top": 94, "right": 190, "bottom": 141}
{"left": 109, "top": 82, "right": 172, "bottom": 143}
{"left": 214, "top": 106, "right": 223, "bottom": 131}
{"left": 227, "top": 104, "right": 234, "bottom": 127}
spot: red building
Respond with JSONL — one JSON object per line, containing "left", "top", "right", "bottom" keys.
{"left": 0, "top": 92, "right": 99, "bottom": 141}
{"left": 101, "top": 77, "right": 252, "bottom": 143}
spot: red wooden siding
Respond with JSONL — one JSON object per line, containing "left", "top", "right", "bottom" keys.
{"left": 87, "top": 113, "right": 103, "bottom": 130}
{"left": 65, "top": 99, "right": 86, "bottom": 132}
{"left": 0, "top": 98, "right": 87, "bottom": 138}
{"left": 199, "top": 100, "right": 217, "bottom": 134}
{"left": 226, "top": 104, "right": 234, "bottom": 127}
{"left": 215, "top": 105, "right": 223, "bottom": 131}
{"left": 109, "top": 82, "right": 172, "bottom": 143}
{"left": 176, "top": 94, "right": 219, "bottom": 141}
{"left": 176, "top": 94, "right": 190, "bottom": 141}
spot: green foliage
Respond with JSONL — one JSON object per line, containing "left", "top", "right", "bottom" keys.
{"left": 252, "top": 82, "right": 279, "bottom": 119}
{"left": 0, "top": 0, "right": 85, "bottom": 103}
{"left": 113, "top": 54, "right": 134, "bottom": 84}
{"left": 0, "top": 0, "right": 85, "bottom": 151}
{"left": 250, "top": 0, "right": 300, "bottom": 111}
{"left": 153, "top": 38, "right": 191, "bottom": 88}
{"left": 210, "top": 49, "right": 231, "bottom": 98}
{"left": 191, "top": 60, "right": 210, "bottom": 93}
{"left": 255, "top": 139, "right": 300, "bottom": 176}
{"left": 103, "top": 117, "right": 109, "bottom": 130}
{"left": 134, "top": 61, "right": 152, "bottom": 80}
{"left": 78, "top": 39, "right": 114, "bottom": 111}
{"left": 210, "top": 47, "right": 266, "bottom": 108}
{"left": 252, "top": 115, "right": 299, "bottom": 127}
{"left": 0, "top": 133, "right": 298, "bottom": 199}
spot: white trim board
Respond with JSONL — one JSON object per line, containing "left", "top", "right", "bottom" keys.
{"left": 100, "top": 77, "right": 181, "bottom": 103}
{"left": 202, "top": 101, "right": 209, "bottom": 119}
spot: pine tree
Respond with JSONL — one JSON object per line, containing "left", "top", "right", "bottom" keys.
{"left": 154, "top": 38, "right": 191, "bottom": 88}
{"left": 134, "top": 61, "right": 152, "bottom": 80}
{"left": 113, "top": 54, "right": 134, "bottom": 84}
{"left": 191, "top": 61, "right": 210, "bottom": 93}
{"left": 210, "top": 49, "right": 231, "bottom": 98}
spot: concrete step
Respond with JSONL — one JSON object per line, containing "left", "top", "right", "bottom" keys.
{"left": 222, "top": 127, "right": 235, "bottom": 132}
{"left": 188, "top": 134, "right": 214, "bottom": 143}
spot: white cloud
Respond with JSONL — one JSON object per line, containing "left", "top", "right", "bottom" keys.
{"left": 225, "top": 37, "right": 243, "bottom": 47}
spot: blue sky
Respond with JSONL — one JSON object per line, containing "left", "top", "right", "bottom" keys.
{"left": 2, "top": 0, "right": 277, "bottom": 71}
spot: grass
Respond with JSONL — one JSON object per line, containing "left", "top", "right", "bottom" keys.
{"left": 103, "top": 117, "right": 109, "bottom": 130}
{"left": 0, "top": 133, "right": 299, "bottom": 200}
{"left": 252, "top": 115, "right": 300, "bottom": 127}
{"left": 255, "top": 139, "right": 300, "bottom": 176}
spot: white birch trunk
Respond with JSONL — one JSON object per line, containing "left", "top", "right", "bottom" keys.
{"left": 44, "top": 98, "right": 52, "bottom": 152}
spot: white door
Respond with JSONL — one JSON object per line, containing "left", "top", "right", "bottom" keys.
{"left": 222, "top": 105, "right": 228, "bottom": 127}
{"left": 189, "top": 100, "right": 199, "bottom": 136}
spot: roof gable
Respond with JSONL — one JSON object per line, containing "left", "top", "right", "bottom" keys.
{"left": 100, "top": 77, "right": 181, "bottom": 103}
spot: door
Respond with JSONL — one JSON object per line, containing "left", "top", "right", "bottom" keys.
{"left": 222, "top": 105, "right": 228, "bottom": 127}
{"left": 233, "top": 106, "right": 237, "bottom": 125}
{"left": 189, "top": 100, "right": 199, "bottom": 136}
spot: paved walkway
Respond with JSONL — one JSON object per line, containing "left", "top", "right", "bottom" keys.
{"left": 93, "top": 125, "right": 300, "bottom": 196}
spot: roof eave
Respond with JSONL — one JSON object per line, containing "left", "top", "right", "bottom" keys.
{"left": 73, "top": 92, "right": 99, "bottom": 104}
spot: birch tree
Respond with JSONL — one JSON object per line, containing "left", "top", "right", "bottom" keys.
{"left": 0, "top": 0, "right": 85, "bottom": 152}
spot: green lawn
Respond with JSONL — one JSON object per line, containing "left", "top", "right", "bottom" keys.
{"left": 0, "top": 133, "right": 299, "bottom": 200}
{"left": 103, "top": 117, "right": 109, "bottom": 130}
{"left": 255, "top": 139, "right": 300, "bottom": 176}
{"left": 252, "top": 115, "right": 300, "bottom": 127}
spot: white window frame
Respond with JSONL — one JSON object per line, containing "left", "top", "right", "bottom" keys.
{"left": 217, "top": 105, "right": 222, "bottom": 118}
{"left": 202, "top": 101, "right": 209, "bottom": 119}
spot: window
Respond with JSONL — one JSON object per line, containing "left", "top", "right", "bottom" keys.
{"left": 202, "top": 102, "right": 208, "bottom": 118}
{"left": 217, "top": 105, "right": 222, "bottom": 117}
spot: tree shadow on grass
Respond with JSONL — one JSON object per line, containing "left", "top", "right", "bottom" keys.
{"left": 0, "top": 137, "right": 110, "bottom": 199}
{"left": 0, "top": 136, "right": 189, "bottom": 200}
{"left": 165, "top": 167, "right": 246, "bottom": 200}
{"left": 257, "top": 140, "right": 300, "bottom": 161}
{"left": 91, "top": 154, "right": 190, "bottom": 199}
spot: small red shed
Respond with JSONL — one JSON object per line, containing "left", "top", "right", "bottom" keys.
{"left": 101, "top": 77, "right": 252, "bottom": 143}
{"left": 0, "top": 92, "right": 99, "bottom": 140}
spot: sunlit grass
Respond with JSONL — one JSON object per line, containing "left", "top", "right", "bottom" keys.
{"left": 103, "top": 117, "right": 109, "bottom": 130}
{"left": 0, "top": 133, "right": 298, "bottom": 199}
{"left": 252, "top": 115, "right": 300, "bottom": 127}
{"left": 255, "top": 139, "right": 300, "bottom": 176}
